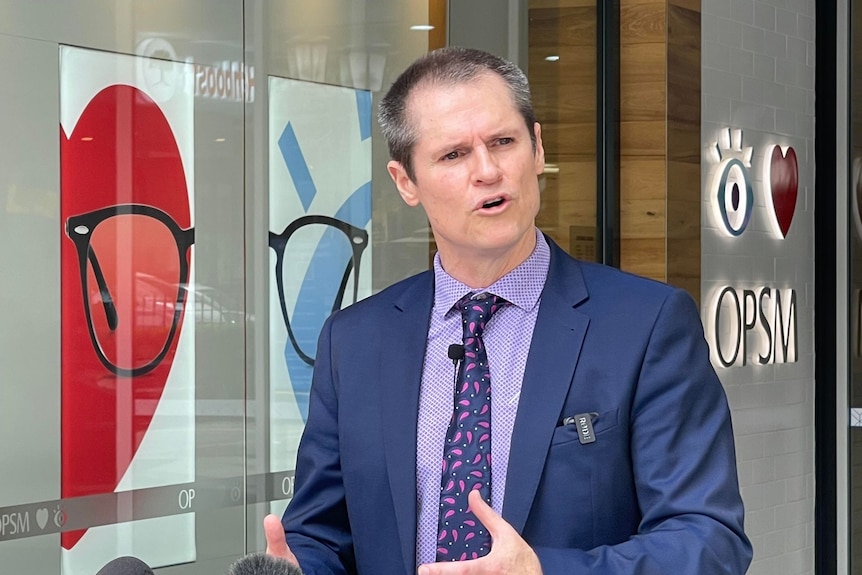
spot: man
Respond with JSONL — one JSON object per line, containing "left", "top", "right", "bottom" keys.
{"left": 264, "top": 46, "right": 752, "bottom": 575}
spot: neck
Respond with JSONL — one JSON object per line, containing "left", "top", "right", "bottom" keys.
{"left": 439, "top": 232, "right": 537, "bottom": 289}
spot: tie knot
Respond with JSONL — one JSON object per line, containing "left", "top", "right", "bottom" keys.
{"left": 457, "top": 292, "right": 507, "bottom": 339}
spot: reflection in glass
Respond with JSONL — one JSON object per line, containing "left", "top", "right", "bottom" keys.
{"left": 269, "top": 215, "right": 368, "bottom": 365}
{"left": 65, "top": 204, "right": 194, "bottom": 378}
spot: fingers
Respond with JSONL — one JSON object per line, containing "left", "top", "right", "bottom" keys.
{"left": 417, "top": 560, "right": 468, "bottom": 575}
{"left": 263, "top": 514, "right": 299, "bottom": 565}
{"left": 415, "top": 493, "right": 503, "bottom": 575}
{"left": 466, "top": 491, "right": 543, "bottom": 574}
{"left": 418, "top": 494, "right": 541, "bottom": 575}
{"left": 467, "top": 490, "right": 505, "bottom": 541}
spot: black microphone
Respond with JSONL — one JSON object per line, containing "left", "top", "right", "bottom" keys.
{"left": 227, "top": 553, "right": 304, "bottom": 575}
{"left": 447, "top": 344, "right": 465, "bottom": 364}
{"left": 448, "top": 343, "right": 465, "bottom": 388}
{"left": 95, "top": 556, "right": 154, "bottom": 575}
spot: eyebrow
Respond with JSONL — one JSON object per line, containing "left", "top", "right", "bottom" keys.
{"left": 429, "top": 127, "right": 522, "bottom": 157}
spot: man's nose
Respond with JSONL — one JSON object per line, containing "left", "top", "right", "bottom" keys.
{"left": 471, "top": 147, "right": 502, "bottom": 184}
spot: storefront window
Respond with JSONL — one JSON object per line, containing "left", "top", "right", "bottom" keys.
{"left": 0, "top": 1, "right": 434, "bottom": 573}
{"left": 0, "top": 1, "right": 612, "bottom": 572}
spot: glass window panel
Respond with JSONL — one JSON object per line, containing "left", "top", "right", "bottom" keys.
{"left": 529, "top": 0, "right": 598, "bottom": 262}
{"left": 850, "top": 3, "right": 862, "bottom": 572}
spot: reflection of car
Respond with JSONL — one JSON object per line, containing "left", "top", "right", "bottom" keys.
{"left": 128, "top": 273, "right": 245, "bottom": 326}
{"left": 184, "top": 285, "right": 246, "bottom": 325}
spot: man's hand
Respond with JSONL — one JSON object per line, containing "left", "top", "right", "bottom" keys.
{"left": 264, "top": 513, "right": 300, "bottom": 566}
{"left": 417, "top": 490, "right": 543, "bottom": 575}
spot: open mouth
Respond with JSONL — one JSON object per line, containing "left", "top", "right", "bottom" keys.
{"left": 482, "top": 197, "right": 505, "bottom": 209}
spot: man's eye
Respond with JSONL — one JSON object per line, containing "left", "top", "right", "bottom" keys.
{"left": 497, "top": 137, "right": 514, "bottom": 146}
{"left": 442, "top": 151, "right": 460, "bottom": 161}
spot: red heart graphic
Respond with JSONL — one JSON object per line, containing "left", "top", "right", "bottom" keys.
{"left": 769, "top": 145, "right": 798, "bottom": 238}
{"left": 60, "top": 85, "right": 191, "bottom": 548}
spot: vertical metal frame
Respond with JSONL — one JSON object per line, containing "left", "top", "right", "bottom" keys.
{"left": 596, "top": 0, "right": 620, "bottom": 267}
{"left": 816, "top": 0, "right": 843, "bottom": 573}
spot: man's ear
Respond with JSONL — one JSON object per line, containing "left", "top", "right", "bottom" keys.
{"left": 533, "top": 122, "right": 546, "bottom": 175}
{"left": 388, "top": 160, "right": 420, "bottom": 207}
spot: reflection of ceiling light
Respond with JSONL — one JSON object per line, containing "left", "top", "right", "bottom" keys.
{"left": 81, "top": 137, "right": 94, "bottom": 142}
{"left": 215, "top": 138, "right": 226, "bottom": 142}
{"left": 410, "top": 24, "right": 435, "bottom": 31}
{"left": 545, "top": 55, "right": 560, "bottom": 62}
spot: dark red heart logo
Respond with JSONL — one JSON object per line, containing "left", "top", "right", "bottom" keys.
{"left": 769, "top": 145, "right": 798, "bottom": 238}
{"left": 60, "top": 85, "right": 191, "bottom": 549}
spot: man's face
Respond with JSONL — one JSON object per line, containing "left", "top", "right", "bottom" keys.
{"left": 388, "top": 72, "right": 545, "bottom": 270}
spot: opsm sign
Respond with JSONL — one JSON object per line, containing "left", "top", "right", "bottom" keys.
{"left": 706, "top": 128, "right": 799, "bottom": 369}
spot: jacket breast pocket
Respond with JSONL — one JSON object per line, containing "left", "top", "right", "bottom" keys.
{"left": 525, "top": 408, "right": 626, "bottom": 549}
{"left": 549, "top": 408, "right": 620, "bottom": 447}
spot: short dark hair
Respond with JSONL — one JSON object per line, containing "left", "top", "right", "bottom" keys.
{"left": 378, "top": 46, "right": 537, "bottom": 182}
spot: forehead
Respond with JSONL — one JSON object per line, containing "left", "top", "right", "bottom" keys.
{"left": 405, "top": 73, "right": 521, "bottom": 134}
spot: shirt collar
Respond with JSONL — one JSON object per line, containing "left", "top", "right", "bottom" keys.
{"left": 432, "top": 228, "right": 550, "bottom": 317}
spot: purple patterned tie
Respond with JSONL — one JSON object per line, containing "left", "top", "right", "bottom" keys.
{"left": 436, "top": 292, "right": 507, "bottom": 562}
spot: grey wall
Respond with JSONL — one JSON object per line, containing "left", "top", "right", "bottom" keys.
{"left": 701, "top": 1, "right": 816, "bottom": 574}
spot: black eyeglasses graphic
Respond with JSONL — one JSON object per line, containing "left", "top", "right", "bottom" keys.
{"left": 65, "top": 203, "right": 194, "bottom": 378}
{"left": 269, "top": 215, "right": 368, "bottom": 366}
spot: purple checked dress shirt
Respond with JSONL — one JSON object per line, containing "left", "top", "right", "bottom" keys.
{"left": 415, "top": 229, "right": 550, "bottom": 566}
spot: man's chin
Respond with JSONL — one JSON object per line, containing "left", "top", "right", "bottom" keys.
{"left": 469, "top": 229, "right": 536, "bottom": 260}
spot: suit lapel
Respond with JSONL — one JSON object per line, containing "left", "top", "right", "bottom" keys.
{"left": 380, "top": 274, "right": 433, "bottom": 575}
{"left": 502, "top": 244, "right": 590, "bottom": 532}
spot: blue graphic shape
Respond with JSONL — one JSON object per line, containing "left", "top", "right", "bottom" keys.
{"left": 284, "top": 183, "right": 372, "bottom": 421}
{"left": 355, "top": 90, "right": 372, "bottom": 141}
{"left": 278, "top": 122, "right": 317, "bottom": 212}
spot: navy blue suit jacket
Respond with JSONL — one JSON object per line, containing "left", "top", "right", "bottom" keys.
{"left": 282, "top": 239, "right": 752, "bottom": 574}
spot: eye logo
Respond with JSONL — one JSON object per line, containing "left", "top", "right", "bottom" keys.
{"left": 710, "top": 128, "right": 754, "bottom": 237}
{"left": 717, "top": 159, "right": 754, "bottom": 236}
